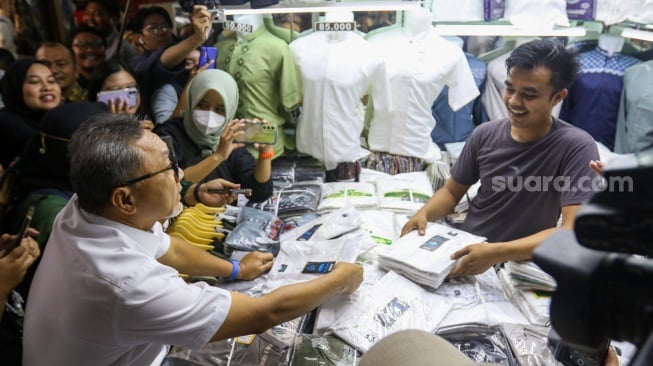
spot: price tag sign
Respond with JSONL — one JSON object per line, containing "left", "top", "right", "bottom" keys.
{"left": 313, "top": 21, "right": 356, "bottom": 32}
{"left": 224, "top": 21, "right": 253, "bottom": 34}
{"left": 209, "top": 9, "right": 225, "bottom": 23}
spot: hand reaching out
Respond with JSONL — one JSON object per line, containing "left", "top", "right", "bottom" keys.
{"left": 448, "top": 242, "right": 499, "bottom": 278}
{"left": 237, "top": 251, "right": 274, "bottom": 280}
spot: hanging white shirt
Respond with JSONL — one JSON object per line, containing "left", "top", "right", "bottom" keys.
{"left": 366, "top": 27, "right": 479, "bottom": 163}
{"left": 290, "top": 31, "right": 391, "bottom": 170}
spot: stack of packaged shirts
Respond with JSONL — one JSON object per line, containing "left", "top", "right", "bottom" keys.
{"left": 503, "top": 260, "right": 556, "bottom": 292}
{"left": 317, "top": 182, "right": 377, "bottom": 212}
{"left": 377, "top": 223, "right": 486, "bottom": 290}
{"left": 329, "top": 271, "right": 452, "bottom": 353}
{"left": 497, "top": 267, "right": 551, "bottom": 327}
{"left": 167, "top": 203, "right": 225, "bottom": 251}
{"left": 361, "top": 170, "right": 434, "bottom": 214}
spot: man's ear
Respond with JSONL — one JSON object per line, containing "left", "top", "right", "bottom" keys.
{"left": 552, "top": 89, "right": 568, "bottom": 105}
{"left": 111, "top": 187, "right": 138, "bottom": 215}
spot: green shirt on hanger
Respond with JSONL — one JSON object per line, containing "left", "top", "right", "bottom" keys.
{"left": 216, "top": 26, "right": 302, "bottom": 158}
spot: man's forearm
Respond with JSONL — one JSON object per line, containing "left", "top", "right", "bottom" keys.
{"left": 159, "top": 237, "right": 232, "bottom": 277}
{"left": 492, "top": 227, "right": 558, "bottom": 262}
{"left": 421, "top": 185, "right": 460, "bottom": 222}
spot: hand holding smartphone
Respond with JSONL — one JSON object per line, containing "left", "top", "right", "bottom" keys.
{"left": 233, "top": 121, "right": 278, "bottom": 145}
{"left": 198, "top": 46, "right": 217, "bottom": 69}
{"left": 97, "top": 87, "right": 138, "bottom": 108}
{"left": 1, "top": 206, "right": 34, "bottom": 257}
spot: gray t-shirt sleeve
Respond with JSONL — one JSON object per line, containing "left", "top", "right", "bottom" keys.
{"left": 451, "top": 125, "right": 481, "bottom": 185}
{"left": 558, "top": 128, "right": 600, "bottom": 206}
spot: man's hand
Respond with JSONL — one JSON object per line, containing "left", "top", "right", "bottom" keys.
{"left": 190, "top": 5, "right": 212, "bottom": 44}
{"left": 199, "top": 178, "right": 240, "bottom": 206}
{"left": 400, "top": 212, "right": 428, "bottom": 237}
{"left": 330, "top": 262, "right": 364, "bottom": 295}
{"left": 237, "top": 251, "right": 274, "bottom": 280}
{"left": 0, "top": 230, "right": 40, "bottom": 296}
{"left": 448, "top": 242, "right": 499, "bottom": 278}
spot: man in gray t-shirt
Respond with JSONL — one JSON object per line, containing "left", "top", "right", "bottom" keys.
{"left": 402, "top": 39, "right": 600, "bottom": 278}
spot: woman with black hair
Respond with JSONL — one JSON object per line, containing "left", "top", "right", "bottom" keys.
{"left": 88, "top": 59, "right": 154, "bottom": 130}
{"left": 0, "top": 59, "right": 61, "bottom": 169}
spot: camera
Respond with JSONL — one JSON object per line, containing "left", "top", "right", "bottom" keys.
{"left": 533, "top": 149, "right": 653, "bottom": 366}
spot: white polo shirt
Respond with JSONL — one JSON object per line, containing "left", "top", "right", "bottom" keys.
{"left": 366, "top": 27, "right": 479, "bottom": 163}
{"left": 23, "top": 196, "right": 231, "bottom": 366}
{"left": 290, "top": 31, "right": 391, "bottom": 170}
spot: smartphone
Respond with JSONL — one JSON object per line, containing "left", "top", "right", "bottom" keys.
{"left": 233, "top": 122, "right": 278, "bottom": 145}
{"left": 198, "top": 46, "right": 217, "bottom": 69}
{"left": 302, "top": 261, "right": 335, "bottom": 274}
{"left": 1, "top": 206, "right": 34, "bottom": 257}
{"left": 207, "top": 188, "right": 252, "bottom": 195}
{"left": 97, "top": 87, "right": 138, "bottom": 108}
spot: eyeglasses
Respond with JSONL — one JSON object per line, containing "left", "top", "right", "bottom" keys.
{"left": 116, "top": 137, "right": 179, "bottom": 187}
{"left": 144, "top": 24, "right": 172, "bottom": 35}
{"left": 72, "top": 40, "right": 104, "bottom": 49}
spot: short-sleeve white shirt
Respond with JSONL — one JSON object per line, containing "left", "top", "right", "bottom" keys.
{"left": 23, "top": 196, "right": 232, "bottom": 366}
{"left": 366, "top": 28, "right": 479, "bottom": 162}
{"left": 290, "top": 31, "right": 391, "bottom": 170}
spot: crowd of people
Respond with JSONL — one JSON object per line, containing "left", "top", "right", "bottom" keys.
{"left": 0, "top": 1, "right": 623, "bottom": 365}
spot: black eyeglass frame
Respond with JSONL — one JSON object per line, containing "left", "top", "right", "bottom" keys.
{"left": 116, "top": 137, "right": 179, "bottom": 187}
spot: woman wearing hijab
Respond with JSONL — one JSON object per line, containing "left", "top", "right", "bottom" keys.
{"left": 154, "top": 69, "right": 273, "bottom": 203}
{"left": 0, "top": 59, "right": 61, "bottom": 169}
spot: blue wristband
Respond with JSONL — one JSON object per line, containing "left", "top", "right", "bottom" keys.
{"left": 228, "top": 259, "right": 240, "bottom": 281}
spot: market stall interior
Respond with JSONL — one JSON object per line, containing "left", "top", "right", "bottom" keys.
{"left": 1, "top": 0, "right": 652, "bottom": 365}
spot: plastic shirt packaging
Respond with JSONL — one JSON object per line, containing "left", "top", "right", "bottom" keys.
{"left": 263, "top": 229, "right": 369, "bottom": 292}
{"left": 239, "top": 316, "right": 306, "bottom": 365}
{"left": 317, "top": 182, "right": 377, "bottom": 212}
{"left": 280, "top": 206, "right": 363, "bottom": 243}
{"left": 329, "top": 271, "right": 452, "bottom": 353}
{"left": 359, "top": 209, "right": 398, "bottom": 246}
{"left": 437, "top": 268, "right": 528, "bottom": 327}
{"left": 248, "top": 183, "right": 322, "bottom": 219}
{"left": 437, "top": 323, "right": 520, "bottom": 365}
{"left": 497, "top": 268, "right": 551, "bottom": 326}
{"left": 360, "top": 170, "right": 434, "bottom": 214}
{"left": 377, "top": 223, "right": 487, "bottom": 290}
{"left": 502, "top": 323, "right": 563, "bottom": 366}
{"left": 290, "top": 335, "right": 360, "bottom": 366}
{"left": 566, "top": 0, "right": 597, "bottom": 20}
{"left": 314, "top": 263, "right": 388, "bottom": 333}
{"left": 485, "top": 0, "right": 506, "bottom": 20}
{"left": 223, "top": 207, "right": 283, "bottom": 256}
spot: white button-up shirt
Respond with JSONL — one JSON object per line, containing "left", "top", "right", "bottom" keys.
{"left": 366, "top": 27, "right": 479, "bottom": 163}
{"left": 291, "top": 31, "right": 391, "bottom": 170}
